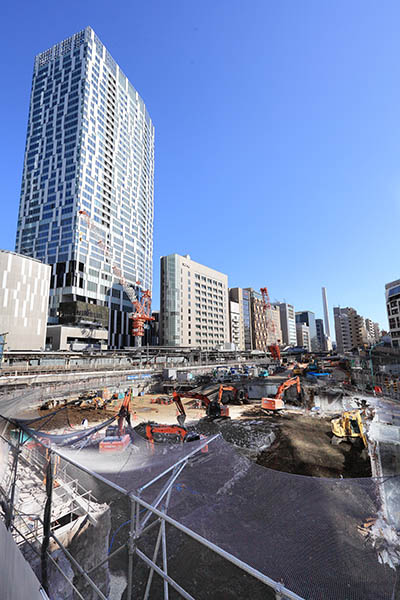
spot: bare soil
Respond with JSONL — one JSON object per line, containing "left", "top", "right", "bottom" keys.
{"left": 31, "top": 394, "right": 371, "bottom": 479}
{"left": 247, "top": 410, "right": 371, "bottom": 478}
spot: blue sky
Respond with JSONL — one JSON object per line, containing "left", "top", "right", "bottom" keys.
{"left": 1, "top": 0, "right": 399, "bottom": 332}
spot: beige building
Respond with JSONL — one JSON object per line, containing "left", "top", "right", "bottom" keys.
{"left": 249, "top": 292, "right": 269, "bottom": 351}
{"left": 248, "top": 290, "right": 281, "bottom": 351}
{"left": 0, "top": 250, "right": 51, "bottom": 350}
{"left": 334, "top": 306, "right": 370, "bottom": 353}
{"left": 268, "top": 304, "right": 282, "bottom": 346}
{"left": 229, "top": 288, "right": 282, "bottom": 351}
{"left": 160, "top": 254, "right": 229, "bottom": 349}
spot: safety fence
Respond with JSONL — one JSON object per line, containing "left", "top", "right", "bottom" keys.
{"left": 0, "top": 417, "right": 302, "bottom": 600}
{"left": 0, "top": 408, "right": 399, "bottom": 600}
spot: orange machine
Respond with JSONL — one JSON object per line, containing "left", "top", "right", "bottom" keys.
{"left": 145, "top": 423, "right": 189, "bottom": 444}
{"left": 261, "top": 376, "right": 301, "bottom": 411}
{"left": 172, "top": 389, "right": 229, "bottom": 419}
{"left": 144, "top": 391, "right": 207, "bottom": 444}
{"left": 217, "top": 385, "right": 248, "bottom": 405}
{"left": 99, "top": 389, "right": 132, "bottom": 453}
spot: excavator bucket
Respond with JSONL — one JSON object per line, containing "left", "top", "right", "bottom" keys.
{"left": 177, "top": 413, "right": 186, "bottom": 427}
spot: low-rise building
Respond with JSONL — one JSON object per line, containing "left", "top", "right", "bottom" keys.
{"left": 0, "top": 250, "right": 51, "bottom": 350}
{"left": 46, "top": 300, "right": 109, "bottom": 350}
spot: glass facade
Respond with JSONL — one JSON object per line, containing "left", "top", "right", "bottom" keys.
{"left": 295, "top": 311, "right": 318, "bottom": 351}
{"left": 160, "top": 255, "right": 181, "bottom": 345}
{"left": 15, "top": 27, "right": 154, "bottom": 348}
{"left": 242, "top": 290, "right": 252, "bottom": 350}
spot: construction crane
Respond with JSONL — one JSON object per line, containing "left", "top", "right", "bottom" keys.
{"left": 260, "top": 287, "right": 281, "bottom": 362}
{"left": 78, "top": 210, "right": 154, "bottom": 340}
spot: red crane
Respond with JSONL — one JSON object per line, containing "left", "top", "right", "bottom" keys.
{"left": 260, "top": 287, "right": 281, "bottom": 362}
{"left": 78, "top": 210, "right": 154, "bottom": 339}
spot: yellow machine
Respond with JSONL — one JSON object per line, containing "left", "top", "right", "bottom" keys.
{"left": 331, "top": 410, "right": 367, "bottom": 447}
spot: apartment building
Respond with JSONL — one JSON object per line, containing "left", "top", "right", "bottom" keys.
{"left": 15, "top": 27, "right": 154, "bottom": 348}
{"left": 365, "top": 318, "right": 380, "bottom": 345}
{"left": 160, "top": 254, "right": 229, "bottom": 349}
{"left": 229, "top": 300, "right": 242, "bottom": 349}
{"left": 334, "top": 307, "right": 368, "bottom": 353}
{"left": 385, "top": 279, "right": 400, "bottom": 347}
{"left": 229, "top": 288, "right": 282, "bottom": 351}
{"left": 248, "top": 289, "right": 269, "bottom": 351}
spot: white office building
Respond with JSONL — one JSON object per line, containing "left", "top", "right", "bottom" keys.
{"left": 160, "top": 254, "right": 229, "bottom": 349}
{"left": 274, "top": 302, "right": 297, "bottom": 346}
{"left": 15, "top": 27, "right": 154, "bottom": 348}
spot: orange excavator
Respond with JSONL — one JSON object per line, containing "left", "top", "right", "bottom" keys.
{"left": 99, "top": 390, "right": 132, "bottom": 453}
{"left": 218, "top": 385, "right": 248, "bottom": 405}
{"left": 173, "top": 389, "right": 229, "bottom": 419}
{"left": 261, "top": 376, "right": 301, "bottom": 411}
{"left": 142, "top": 390, "right": 213, "bottom": 444}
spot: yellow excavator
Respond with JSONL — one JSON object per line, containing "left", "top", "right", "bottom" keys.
{"left": 331, "top": 410, "right": 368, "bottom": 448}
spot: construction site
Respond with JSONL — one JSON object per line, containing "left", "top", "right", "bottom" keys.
{"left": 1, "top": 241, "right": 399, "bottom": 599}
{"left": 0, "top": 349, "right": 399, "bottom": 600}
{"left": 0, "top": 215, "right": 399, "bottom": 599}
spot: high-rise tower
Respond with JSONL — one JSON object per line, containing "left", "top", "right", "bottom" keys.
{"left": 15, "top": 27, "right": 154, "bottom": 348}
{"left": 322, "top": 287, "right": 331, "bottom": 337}
{"left": 322, "top": 287, "right": 332, "bottom": 351}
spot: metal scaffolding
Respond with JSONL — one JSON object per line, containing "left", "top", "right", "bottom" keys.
{"left": 59, "top": 434, "right": 305, "bottom": 600}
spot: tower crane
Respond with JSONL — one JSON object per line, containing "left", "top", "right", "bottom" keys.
{"left": 260, "top": 287, "right": 281, "bottom": 362}
{"left": 78, "top": 210, "right": 154, "bottom": 340}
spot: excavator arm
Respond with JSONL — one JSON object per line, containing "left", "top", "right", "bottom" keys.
{"left": 261, "top": 376, "right": 301, "bottom": 411}
{"left": 172, "top": 391, "right": 226, "bottom": 420}
{"left": 172, "top": 390, "right": 189, "bottom": 426}
{"left": 117, "top": 389, "right": 132, "bottom": 435}
{"left": 276, "top": 376, "right": 301, "bottom": 400}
